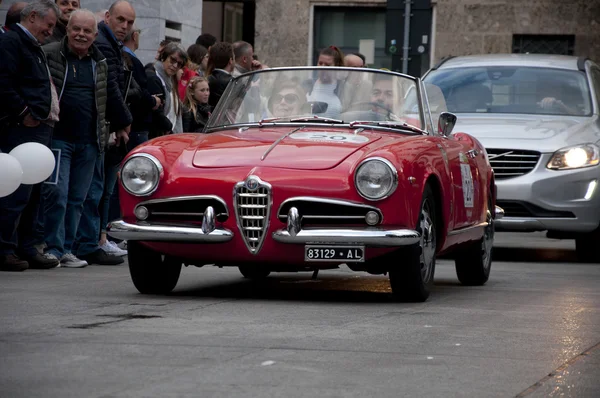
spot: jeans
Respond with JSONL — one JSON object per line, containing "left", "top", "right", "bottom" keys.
{"left": 101, "top": 147, "right": 124, "bottom": 234}
{"left": 0, "top": 123, "right": 53, "bottom": 257}
{"left": 43, "top": 140, "right": 98, "bottom": 258}
{"left": 74, "top": 151, "right": 104, "bottom": 257}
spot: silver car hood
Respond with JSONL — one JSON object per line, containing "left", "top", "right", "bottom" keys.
{"left": 452, "top": 113, "right": 600, "bottom": 153}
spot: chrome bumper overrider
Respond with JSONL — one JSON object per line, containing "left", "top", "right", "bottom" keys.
{"left": 107, "top": 219, "right": 233, "bottom": 243}
{"left": 495, "top": 205, "right": 504, "bottom": 219}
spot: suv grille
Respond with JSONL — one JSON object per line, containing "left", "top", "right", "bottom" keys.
{"left": 486, "top": 149, "right": 540, "bottom": 179}
{"left": 234, "top": 177, "right": 271, "bottom": 254}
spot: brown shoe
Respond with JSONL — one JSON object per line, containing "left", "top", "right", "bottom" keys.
{"left": 0, "top": 254, "right": 29, "bottom": 272}
{"left": 23, "top": 252, "right": 60, "bottom": 269}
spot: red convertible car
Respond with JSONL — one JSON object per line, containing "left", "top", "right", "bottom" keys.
{"left": 108, "top": 67, "right": 501, "bottom": 302}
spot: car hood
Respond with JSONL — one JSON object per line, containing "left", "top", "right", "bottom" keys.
{"left": 452, "top": 113, "right": 600, "bottom": 152}
{"left": 192, "top": 127, "right": 381, "bottom": 170}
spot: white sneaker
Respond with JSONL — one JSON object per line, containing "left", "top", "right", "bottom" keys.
{"left": 100, "top": 241, "right": 128, "bottom": 257}
{"left": 117, "top": 240, "right": 127, "bottom": 250}
{"left": 60, "top": 253, "right": 88, "bottom": 268}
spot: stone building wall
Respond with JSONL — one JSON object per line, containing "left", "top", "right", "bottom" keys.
{"left": 432, "top": 0, "right": 600, "bottom": 64}
{"left": 254, "top": 0, "right": 386, "bottom": 68}
{"left": 0, "top": 0, "right": 203, "bottom": 65}
{"left": 254, "top": 0, "right": 600, "bottom": 68}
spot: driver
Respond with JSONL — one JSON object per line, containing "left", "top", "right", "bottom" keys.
{"left": 267, "top": 81, "right": 307, "bottom": 118}
{"left": 370, "top": 74, "right": 395, "bottom": 116}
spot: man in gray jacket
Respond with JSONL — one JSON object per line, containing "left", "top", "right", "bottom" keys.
{"left": 42, "top": 8, "right": 110, "bottom": 267}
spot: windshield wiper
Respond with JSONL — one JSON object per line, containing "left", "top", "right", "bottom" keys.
{"left": 349, "top": 120, "right": 425, "bottom": 134}
{"left": 289, "top": 115, "right": 344, "bottom": 124}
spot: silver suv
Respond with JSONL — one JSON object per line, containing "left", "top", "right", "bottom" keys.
{"left": 422, "top": 54, "right": 600, "bottom": 262}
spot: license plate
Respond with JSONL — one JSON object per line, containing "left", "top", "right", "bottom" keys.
{"left": 304, "top": 245, "right": 365, "bottom": 262}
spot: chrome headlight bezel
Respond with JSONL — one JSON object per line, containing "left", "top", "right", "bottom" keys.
{"left": 546, "top": 143, "right": 600, "bottom": 170}
{"left": 354, "top": 157, "right": 399, "bottom": 201}
{"left": 120, "top": 153, "right": 163, "bottom": 196}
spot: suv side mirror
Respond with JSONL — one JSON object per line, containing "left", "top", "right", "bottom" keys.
{"left": 438, "top": 112, "right": 457, "bottom": 137}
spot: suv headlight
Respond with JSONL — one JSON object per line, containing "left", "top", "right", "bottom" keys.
{"left": 354, "top": 157, "right": 398, "bottom": 200}
{"left": 121, "top": 154, "right": 162, "bottom": 196}
{"left": 547, "top": 144, "right": 600, "bottom": 170}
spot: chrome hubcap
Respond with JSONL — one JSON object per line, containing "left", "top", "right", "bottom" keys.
{"left": 482, "top": 207, "right": 494, "bottom": 270}
{"left": 419, "top": 199, "right": 436, "bottom": 282}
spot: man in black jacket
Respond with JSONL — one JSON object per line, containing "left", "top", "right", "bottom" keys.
{"left": 0, "top": 0, "right": 61, "bottom": 272}
{"left": 73, "top": 0, "right": 134, "bottom": 265}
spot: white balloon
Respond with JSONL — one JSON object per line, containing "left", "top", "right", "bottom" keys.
{"left": 0, "top": 153, "right": 24, "bottom": 198}
{"left": 9, "top": 142, "right": 56, "bottom": 184}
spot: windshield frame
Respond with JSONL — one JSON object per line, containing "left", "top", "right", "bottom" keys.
{"left": 422, "top": 65, "right": 594, "bottom": 117}
{"left": 204, "top": 66, "right": 429, "bottom": 135}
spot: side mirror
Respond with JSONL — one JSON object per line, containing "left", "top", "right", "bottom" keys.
{"left": 438, "top": 112, "right": 457, "bottom": 137}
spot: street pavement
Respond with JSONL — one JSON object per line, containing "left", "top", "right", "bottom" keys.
{"left": 0, "top": 232, "right": 598, "bottom": 397}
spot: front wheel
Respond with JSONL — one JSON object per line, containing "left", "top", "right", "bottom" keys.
{"left": 454, "top": 194, "right": 494, "bottom": 285}
{"left": 128, "top": 241, "right": 182, "bottom": 294}
{"left": 388, "top": 185, "right": 437, "bottom": 302}
{"left": 575, "top": 227, "right": 600, "bottom": 263}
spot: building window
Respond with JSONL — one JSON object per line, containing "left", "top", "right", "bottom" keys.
{"left": 512, "top": 34, "right": 575, "bottom": 55}
{"left": 313, "top": 7, "right": 390, "bottom": 69}
{"left": 223, "top": 2, "right": 243, "bottom": 43}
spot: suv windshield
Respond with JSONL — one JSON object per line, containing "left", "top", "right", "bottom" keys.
{"left": 206, "top": 67, "right": 424, "bottom": 130}
{"left": 423, "top": 66, "right": 592, "bottom": 116}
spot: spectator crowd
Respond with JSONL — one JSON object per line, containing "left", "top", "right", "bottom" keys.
{"left": 0, "top": 0, "right": 368, "bottom": 272}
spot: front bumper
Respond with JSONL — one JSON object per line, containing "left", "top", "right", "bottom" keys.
{"left": 107, "top": 219, "right": 233, "bottom": 243}
{"left": 495, "top": 158, "right": 600, "bottom": 233}
{"left": 272, "top": 227, "right": 420, "bottom": 246}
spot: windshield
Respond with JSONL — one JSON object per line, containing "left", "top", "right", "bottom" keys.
{"left": 423, "top": 66, "right": 592, "bottom": 116}
{"left": 206, "top": 67, "right": 424, "bottom": 130}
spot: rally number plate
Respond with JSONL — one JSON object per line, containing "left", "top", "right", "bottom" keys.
{"left": 304, "top": 245, "right": 365, "bottom": 262}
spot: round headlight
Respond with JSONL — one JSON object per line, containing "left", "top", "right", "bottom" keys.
{"left": 121, "top": 154, "right": 162, "bottom": 196}
{"left": 355, "top": 158, "right": 398, "bottom": 200}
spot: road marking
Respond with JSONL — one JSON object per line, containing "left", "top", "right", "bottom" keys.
{"left": 261, "top": 360, "right": 276, "bottom": 366}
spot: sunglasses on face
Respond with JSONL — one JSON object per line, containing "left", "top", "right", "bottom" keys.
{"left": 273, "top": 93, "right": 299, "bottom": 105}
{"left": 168, "top": 56, "right": 184, "bottom": 68}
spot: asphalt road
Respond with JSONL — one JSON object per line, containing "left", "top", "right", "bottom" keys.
{"left": 0, "top": 232, "right": 598, "bottom": 397}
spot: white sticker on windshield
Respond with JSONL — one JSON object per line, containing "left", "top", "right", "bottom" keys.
{"left": 289, "top": 132, "right": 370, "bottom": 144}
{"left": 460, "top": 163, "right": 474, "bottom": 208}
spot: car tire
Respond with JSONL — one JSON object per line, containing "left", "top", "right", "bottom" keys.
{"left": 389, "top": 185, "right": 437, "bottom": 302}
{"left": 239, "top": 265, "right": 271, "bottom": 279}
{"left": 454, "top": 193, "right": 494, "bottom": 286}
{"left": 128, "top": 241, "right": 182, "bottom": 294}
{"left": 575, "top": 227, "right": 600, "bottom": 263}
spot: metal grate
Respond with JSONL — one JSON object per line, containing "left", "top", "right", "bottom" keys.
{"left": 496, "top": 200, "right": 576, "bottom": 219}
{"left": 234, "top": 179, "right": 271, "bottom": 254}
{"left": 486, "top": 148, "right": 541, "bottom": 179}
{"left": 512, "top": 34, "right": 575, "bottom": 55}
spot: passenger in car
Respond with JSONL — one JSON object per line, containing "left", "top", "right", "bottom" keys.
{"left": 268, "top": 80, "right": 307, "bottom": 118}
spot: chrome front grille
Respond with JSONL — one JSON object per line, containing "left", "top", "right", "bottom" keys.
{"left": 486, "top": 148, "right": 541, "bottom": 180}
{"left": 234, "top": 176, "right": 271, "bottom": 254}
{"left": 277, "top": 197, "right": 382, "bottom": 226}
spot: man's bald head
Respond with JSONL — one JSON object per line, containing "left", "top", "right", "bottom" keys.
{"left": 344, "top": 54, "right": 364, "bottom": 68}
{"left": 105, "top": 0, "right": 135, "bottom": 41}
{"left": 5, "top": 1, "right": 27, "bottom": 26}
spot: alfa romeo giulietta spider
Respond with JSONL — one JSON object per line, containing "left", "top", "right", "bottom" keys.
{"left": 108, "top": 66, "right": 502, "bottom": 302}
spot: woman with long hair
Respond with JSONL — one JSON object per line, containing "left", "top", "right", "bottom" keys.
{"left": 182, "top": 76, "right": 213, "bottom": 132}
{"left": 307, "top": 45, "right": 345, "bottom": 119}
{"left": 146, "top": 42, "right": 189, "bottom": 136}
